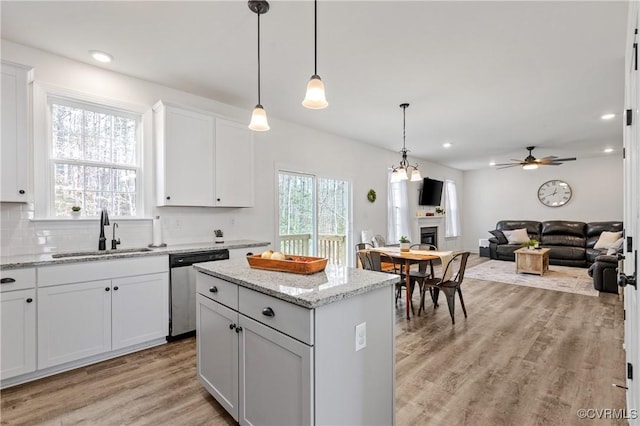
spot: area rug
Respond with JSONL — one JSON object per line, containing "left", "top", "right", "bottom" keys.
{"left": 465, "top": 260, "right": 598, "bottom": 297}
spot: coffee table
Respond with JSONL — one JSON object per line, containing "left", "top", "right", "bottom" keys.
{"left": 514, "top": 247, "right": 551, "bottom": 276}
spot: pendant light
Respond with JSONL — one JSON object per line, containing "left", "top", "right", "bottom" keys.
{"left": 390, "top": 103, "right": 422, "bottom": 182}
{"left": 302, "top": 0, "right": 328, "bottom": 109}
{"left": 248, "top": 1, "right": 270, "bottom": 131}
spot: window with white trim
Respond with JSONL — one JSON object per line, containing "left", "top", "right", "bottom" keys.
{"left": 444, "top": 179, "right": 461, "bottom": 237}
{"left": 48, "top": 96, "right": 141, "bottom": 217}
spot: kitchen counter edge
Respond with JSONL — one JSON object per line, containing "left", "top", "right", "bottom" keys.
{"left": 0, "top": 240, "right": 270, "bottom": 270}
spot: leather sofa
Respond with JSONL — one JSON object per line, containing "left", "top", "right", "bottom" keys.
{"left": 588, "top": 254, "right": 619, "bottom": 294}
{"left": 488, "top": 220, "right": 623, "bottom": 267}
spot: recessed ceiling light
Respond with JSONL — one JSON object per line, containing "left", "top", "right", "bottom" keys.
{"left": 443, "top": 142, "right": 452, "bottom": 148}
{"left": 603, "top": 148, "right": 614, "bottom": 153}
{"left": 90, "top": 50, "right": 113, "bottom": 63}
{"left": 601, "top": 113, "right": 616, "bottom": 120}
{"left": 489, "top": 161, "right": 496, "bottom": 166}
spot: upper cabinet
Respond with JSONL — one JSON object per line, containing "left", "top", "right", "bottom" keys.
{"left": 1, "top": 61, "right": 32, "bottom": 202}
{"left": 154, "top": 101, "right": 254, "bottom": 208}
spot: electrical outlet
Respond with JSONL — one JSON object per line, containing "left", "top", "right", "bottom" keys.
{"left": 355, "top": 322, "right": 366, "bottom": 352}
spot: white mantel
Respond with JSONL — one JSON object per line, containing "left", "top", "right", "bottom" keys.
{"left": 412, "top": 215, "right": 445, "bottom": 249}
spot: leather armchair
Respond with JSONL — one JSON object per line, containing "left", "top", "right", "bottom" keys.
{"left": 588, "top": 255, "right": 619, "bottom": 294}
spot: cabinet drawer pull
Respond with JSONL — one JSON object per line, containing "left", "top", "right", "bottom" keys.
{"left": 19, "top": 190, "right": 25, "bottom": 194}
{"left": 229, "top": 323, "right": 236, "bottom": 330}
{"left": 262, "top": 307, "right": 275, "bottom": 317}
{"left": 209, "top": 286, "right": 218, "bottom": 293}
{"left": 0, "top": 278, "right": 16, "bottom": 284}
{"left": 26, "top": 298, "right": 33, "bottom": 303}
{"left": 105, "top": 287, "right": 110, "bottom": 291}
{"left": 235, "top": 326, "right": 243, "bottom": 333}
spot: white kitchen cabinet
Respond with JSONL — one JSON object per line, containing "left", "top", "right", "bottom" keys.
{"left": 154, "top": 101, "right": 215, "bottom": 207}
{"left": 153, "top": 102, "right": 254, "bottom": 207}
{"left": 38, "top": 280, "right": 112, "bottom": 369}
{"left": 196, "top": 293, "right": 239, "bottom": 420}
{"left": 238, "top": 314, "right": 313, "bottom": 426}
{"left": 196, "top": 273, "right": 313, "bottom": 425}
{"left": 1, "top": 61, "right": 31, "bottom": 202}
{"left": 214, "top": 118, "right": 254, "bottom": 207}
{"left": 0, "top": 289, "right": 36, "bottom": 380}
{"left": 36, "top": 256, "right": 168, "bottom": 370}
{"left": 112, "top": 273, "right": 169, "bottom": 350}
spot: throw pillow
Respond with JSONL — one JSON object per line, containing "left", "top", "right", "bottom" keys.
{"left": 502, "top": 228, "right": 530, "bottom": 244}
{"left": 489, "top": 230, "right": 508, "bottom": 244}
{"left": 606, "top": 237, "right": 624, "bottom": 255}
{"left": 594, "top": 231, "right": 623, "bottom": 249}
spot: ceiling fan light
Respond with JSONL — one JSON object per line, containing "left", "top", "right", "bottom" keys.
{"left": 302, "top": 75, "right": 328, "bottom": 109}
{"left": 522, "top": 163, "right": 538, "bottom": 170}
{"left": 249, "top": 105, "right": 270, "bottom": 131}
{"left": 410, "top": 169, "right": 422, "bottom": 181}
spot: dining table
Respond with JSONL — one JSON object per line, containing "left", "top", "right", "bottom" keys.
{"left": 369, "top": 246, "right": 452, "bottom": 320}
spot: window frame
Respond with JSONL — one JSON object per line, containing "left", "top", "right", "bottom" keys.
{"left": 33, "top": 83, "right": 146, "bottom": 220}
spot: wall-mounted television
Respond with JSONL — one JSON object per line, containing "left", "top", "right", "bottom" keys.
{"left": 419, "top": 178, "right": 444, "bottom": 206}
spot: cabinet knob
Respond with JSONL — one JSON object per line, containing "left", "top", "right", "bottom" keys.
{"left": 0, "top": 278, "right": 16, "bottom": 284}
{"left": 235, "top": 326, "right": 243, "bottom": 333}
{"left": 229, "top": 323, "right": 236, "bottom": 330}
{"left": 262, "top": 307, "right": 275, "bottom": 317}
{"left": 19, "top": 190, "right": 25, "bottom": 194}
{"left": 113, "top": 286, "right": 119, "bottom": 291}
{"left": 105, "top": 287, "right": 110, "bottom": 291}
{"left": 166, "top": 196, "right": 171, "bottom": 200}
{"left": 246, "top": 252, "right": 253, "bottom": 257}
{"left": 217, "top": 198, "right": 221, "bottom": 202}
{"left": 26, "top": 298, "right": 33, "bottom": 303}
{"left": 209, "top": 286, "right": 218, "bottom": 293}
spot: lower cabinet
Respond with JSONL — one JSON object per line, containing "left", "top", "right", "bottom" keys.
{"left": 196, "top": 289, "right": 313, "bottom": 425}
{"left": 38, "top": 273, "right": 168, "bottom": 369}
{"left": 0, "top": 288, "right": 36, "bottom": 380}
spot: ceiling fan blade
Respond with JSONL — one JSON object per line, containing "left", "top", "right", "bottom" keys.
{"left": 551, "top": 157, "right": 576, "bottom": 162}
{"left": 493, "top": 162, "right": 521, "bottom": 167}
{"left": 495, "top": 164, "right": 522, "bottom": 170}
{"left": 538, "top": 156, "right": 557, "bottom": 161}
{"left": 510, "top": 159, "right": 523, "bottom": 163}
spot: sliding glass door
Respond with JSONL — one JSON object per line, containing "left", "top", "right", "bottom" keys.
{"left": 278, "top": 171, "right": 350, "bottom": 265}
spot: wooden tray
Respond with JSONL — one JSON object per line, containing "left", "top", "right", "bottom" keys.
{"left": 246, "top": 254, "right": 328, "bottom": 275}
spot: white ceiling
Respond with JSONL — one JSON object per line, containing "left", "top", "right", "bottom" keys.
{"left": 1, "top": 1, "right": 629, "bottom": 170}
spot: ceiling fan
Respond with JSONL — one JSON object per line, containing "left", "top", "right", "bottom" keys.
{"left": 493, "top": 146, "right": 577, "bottom": 170}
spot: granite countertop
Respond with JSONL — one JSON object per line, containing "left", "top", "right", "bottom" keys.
{"left": 194, "top": 259, "right": 400, "bottom": 309}
{"left": 0, "top": 240, "right": 270, "bottom": 270}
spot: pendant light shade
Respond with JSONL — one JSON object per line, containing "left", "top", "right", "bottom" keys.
{"left": 390, "top": 103, "right": 421, "bottom": 182}
{"left": 249, "top": 104, "right": 270, "bottom": 131}
{"left": 302, "top": 0, "right": 328, "bottom": 109}
{"left": 248, "top": 1, "right": 270, "bottom": 131}
{"left": 302, "top": 75, "right": 328, "bottom": 109}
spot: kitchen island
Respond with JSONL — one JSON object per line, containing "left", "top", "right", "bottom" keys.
{"left": 194, "top": 259, "right": 399, "bottom": 426}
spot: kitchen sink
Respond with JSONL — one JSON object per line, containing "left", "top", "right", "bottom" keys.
{"left": 51, "top": 247, "right": 154, "bottom": 258}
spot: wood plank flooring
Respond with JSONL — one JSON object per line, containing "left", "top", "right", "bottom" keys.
{"left": 1, "top": 255, "right": 626, "bottom": 425}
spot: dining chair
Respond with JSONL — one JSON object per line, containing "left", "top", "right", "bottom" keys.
{"left": 355, "top": 243, "right": 373, "bottom": 268}
{"left": 371, "top": 234, "right": 386, "bottom": 247}
{"left": 358, "top": 250, "right": 383, "bottom": 272}
{"left": 418, "top": 252, "right": 470, "bottom": 324}
{"left": 407, "top": 243, "right": 438, "bottom": 306}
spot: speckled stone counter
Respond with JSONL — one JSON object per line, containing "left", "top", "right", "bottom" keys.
{"left": 0, "top": 240, "right": 270, "bottom": 270}
{"left": 194, "top": 259, "right": 399, "bottom": 309}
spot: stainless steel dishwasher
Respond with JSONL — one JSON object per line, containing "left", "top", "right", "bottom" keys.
{"left": 169, "top": 249, "right": 229, "bottom": 338}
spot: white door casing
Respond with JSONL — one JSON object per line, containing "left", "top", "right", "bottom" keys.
{"left": 623, "top": 2, "right": 640, "bottom": 422}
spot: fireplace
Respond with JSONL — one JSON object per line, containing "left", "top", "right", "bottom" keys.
{"left": 421, "top": 226, "right": 438, "bottom": 247}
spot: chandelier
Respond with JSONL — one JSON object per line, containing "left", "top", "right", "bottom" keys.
{"left": 390, "top": 103, "right": 421, "bottom": 183}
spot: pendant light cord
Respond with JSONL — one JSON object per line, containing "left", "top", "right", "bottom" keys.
{"left": 257, "top": 10, "right": 262, "bottom": 105}
{"left": 402, "top": 105, "right": 406, "bottom": 150}
{"left": 314, "top": 0, "right": 317, "bottom": 76}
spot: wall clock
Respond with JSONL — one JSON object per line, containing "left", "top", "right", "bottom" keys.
{"left": 537, "top": 180, "right": 572, "bottom": 207}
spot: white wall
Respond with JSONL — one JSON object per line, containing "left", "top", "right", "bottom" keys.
{"left": 0, "top": 40, "right": 464, "bottom": 259}
{"left": 462, "top": 155, "right": 624, "bottom": 251}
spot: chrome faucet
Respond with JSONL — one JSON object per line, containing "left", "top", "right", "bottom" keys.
{"left": 112, "top": 223, "right": 121, "bottom": 250}
{"left": 98, "top": 209, "right": 110, "bottom": 250}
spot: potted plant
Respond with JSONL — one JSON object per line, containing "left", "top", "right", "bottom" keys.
{"left": 71, "top": 206, "right": 81, "bottom": 218}
{"left": 214, "top": 229, "right": 224, "bottom": 244}
{"left": 399, "top": 236, "right": 410, "bottom": 252}
{"left": 522, "top": 239, "right": 539, "bottom": 250}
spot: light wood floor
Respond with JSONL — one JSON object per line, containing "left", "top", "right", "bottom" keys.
{"left": 1, "top": 255, "right": 626, "bottom": 425}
